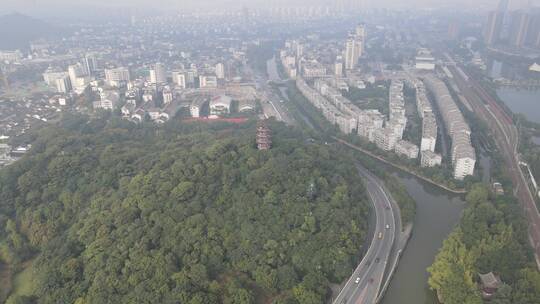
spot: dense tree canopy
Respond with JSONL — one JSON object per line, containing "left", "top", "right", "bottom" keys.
{"left": 428, "top": 185, "right": 540, "bottom": 304}
{"left": 0, "top": 114, "right": 369, "bottom": 303}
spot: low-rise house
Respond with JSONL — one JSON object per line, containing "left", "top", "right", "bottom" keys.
{"left": 190, "top": 96, "right": 209, "bottom": 118}
{"left": 238, "top": 99, "right": 256, "bottom": 113}
{"left": 421, "top": 150, "right": 442, "bottom": 167}
{"left": 479, "top": 272, "right": 502, "bottom": 300}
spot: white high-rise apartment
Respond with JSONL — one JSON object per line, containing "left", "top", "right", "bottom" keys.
{"left": 84, "top": 53, "right": 98, "bottom": 75}
{"left": 356, "top": 24, "right": 366, "bottom": 41}
{"left": 150, "top": 63, "right": 167, "bottom": 84}
{"left": 55, "top": 75, "right": 72, "bottom": 93}
{"left": 344, "top": 37, "right": 361, "bottom": 70}
{"left": 68, "top": 64, "right": 86, "bottom": 86}
{"left": 215, "top": 63, "right": 225, "bottom": 79}
{"left": 199, "top": 75, "right": 218, "bottom": 88}
{"left": 334, "top": 60, "right": 343, "bottom": 77}
{"left": 421, "top": 113, "right": 438, "bottom": 152}
{"left": 355, "top": 24, "right": 366, "bottom": 53}
{"left": 424, "top": 76, "right": 476, "bottom": 180}
{"left": 105, "top": 67, "right": 130, "bottom": 86}
{"left": 163, "top": 88, "right": 173, "bottom": 105}
{"left": 172, "top": 71, "right": 186, "bottom": 89}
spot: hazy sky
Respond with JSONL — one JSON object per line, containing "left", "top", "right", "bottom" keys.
{"left": 0, "top": 0, "right": 532, "bottom": 16}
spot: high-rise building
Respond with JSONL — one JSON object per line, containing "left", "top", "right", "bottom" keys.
{"left": 105, "top": 67, "right": 130, "bottom": 86}
{"left": 199, "top": 75, "right": 218, "bottom": 88}
{"left": 296, "top": 43, "right": 304, "bottom": 59}
{"left": 68, "top": 64, "right": 86, "bottom": 87}
{"left": 215, "top": 63, "right": 225, "bottom": 79}
{"left": 55, "top": 75, "right": 72, "bottom": 93}
{"left": 172, "top": 71, "right": 186, "bottom": 89}
{"left": 150, "top": 63, "right": 167, "bottom": 84}
{"left": 334, "top": 60, "right": 343, "bottom": 77}
{"left": 524, "top": 12, "right": 540, "bottom": 47}
{"left": 344, "top": 37, "right": 361, "bottom": 70}
{"left": 186, "top": 70, "right": 196, "bottom": 84}
{"left": 509, "top": 10, "right": 531, "bottom": 47}
{"left": 163, "top": 88, "right": 173, "bottom": 105}
{"left": 424, "top": 76, "right": 476, "bottom": 180}
{"left": 355, "top": 24, "right": 366, "bottom": 41}
{"left": 43, "top": 69, "right": 68, "bottom": 86}
{"left": 485, "top": 10, "right": 505, "bottom": 45}
{"left": 355, "top": 24, "right": 366, "bottom": 53}
{"left": 68, "top": 63, "right": 91, "bottom": 94}
{"left": 84, "top": 53, "right": 98, "bottom": 75}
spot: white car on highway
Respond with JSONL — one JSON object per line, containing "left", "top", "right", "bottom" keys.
{"left": 355, "top": 277, "right": 361, "bottom": 284}
{"left": 385, "top": 224, "right": 390, "bottom": 229}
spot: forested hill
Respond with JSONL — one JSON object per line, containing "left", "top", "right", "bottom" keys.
{"left": 428, "top": 185, "right": 540, "bottom": 304}
{"left": 0, "top": 114, "right": 369, "bottom": 304}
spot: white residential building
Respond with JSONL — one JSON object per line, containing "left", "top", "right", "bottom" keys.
{"left": 150, "top": 63, "right": 167, "bottom": 84}
{"left": 302, "top": 62, "right": 326, "bottom": 78}
{"left": 43, "top": 69, "right": 68, "bottom": 87}
{"left": 421, "top": 113, "right": 438, "bottom": 152}
{"left": 200, "top": 75, "right": 218, "bottom": 88}
{"left": 172, "top": 72, "right": 186, "bottom": 89}
{"left": 395, "top": 140, "right": 419, "bottom": 159}
{"left": 425, "top": 75, "right": 476, "bottom": 180}
{"left": 0, "top": 50, "right": 22, "bottom": 63}
{"left": 190, "top": 96, "right": 208, "bottom": 118}
{"left": 374, "top": 128, "right": 397, "bottom": 151}
{"left": 454, "top": 151, "right": 476, "bottom": 180}
{"left": 105, "top": 67, "right": 130, "bottom": 87}
{"left": 344, "top": 36, "right": 361, "bottom": 70}
{"left": 421, "top": 150, "right": 442, "bottom": 167}
{"left": 215, "top": 63, "right": 225, "bottom": 79}
{"left": 416, "top": 49, "right": 436, "bottom": 70}
{"left": 163, "top": 88, "right": 173, "bottom": 105}
{"left": 55, "top": 75, "right": 72, "bottom": 93}
{"left": 335, "top": 60, "right": 343, "bottom": 77}
{"left": 94, "top": 90, "right": 120, "bottom": 110}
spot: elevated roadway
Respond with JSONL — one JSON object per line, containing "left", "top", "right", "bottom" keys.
{"left": 333, "top": 165, "right": 401, "bottom": 304}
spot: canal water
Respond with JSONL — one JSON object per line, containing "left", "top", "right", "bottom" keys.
{"left": 380, "top": 170, "right": 465, "bottom": 304}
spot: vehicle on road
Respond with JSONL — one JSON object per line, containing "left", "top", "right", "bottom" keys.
{"left": 369, "top": 278, "right": 374, "bottom": 284}
{"left": 355, "top": 277, "right": 361, "bottom": 284}
{"left": 385, "top": 205, "right": 390, "bottom": 210}
{"left": 378, "top": 232, "right": 383, "bottom": 239}
{"left": 385, "top": 224, "right": 390, "bottom": 229}
{"left": 375, "top": 257, "right": 380, "bottom": 263}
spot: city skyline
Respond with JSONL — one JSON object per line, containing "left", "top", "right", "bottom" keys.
{"left": 0, "top": 0, "right": 521, "bottom": 16}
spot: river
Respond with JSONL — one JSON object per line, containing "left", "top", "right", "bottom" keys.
{"left": 497, "top": 88, "right": 540, "bottom": 124}
{"left": 380, "top": 170, "right": 465, "bottom": 304}
{"left": 487, "top": 58, "right": 540, "bottom": 124}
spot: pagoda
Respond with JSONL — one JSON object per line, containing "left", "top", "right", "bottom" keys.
{"left": 256, "top": 120, "right": 272, "bottom": 150}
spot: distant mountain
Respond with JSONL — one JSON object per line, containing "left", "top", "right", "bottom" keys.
{"left": 0, "top": 13, "right": 66, "bottom": 50}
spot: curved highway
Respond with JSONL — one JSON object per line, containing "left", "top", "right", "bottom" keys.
{"left": 333, "top": 165, "right": 399, "bottom": 304}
